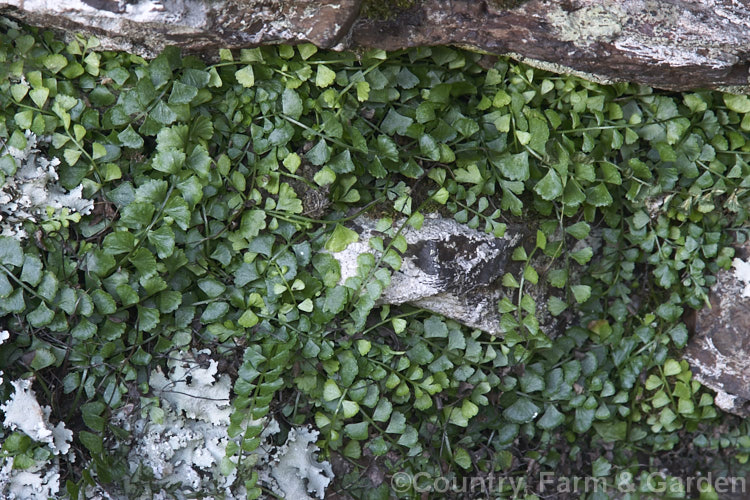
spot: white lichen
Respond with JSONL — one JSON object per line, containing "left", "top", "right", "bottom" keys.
{"left": 124, "top": 404, "right": 242, "bottom": 498}
{"left": 149, "top": 349, "right": 233, "bottom": 424}
{"left": 114, "top": 350, "right": 243, "bottom": 498}
{"left": 119, "top": 349, "right": 333, "bottom": 499}
{"left": 0, "top": 456, "right": 61, "bottom": 500}
{"left": 260, "top": 425, "right": 334, "bottom": 500}
{"left": 545, "top": 3, "right": 626, "bottom": 46}
{"left": 713, "top": 389, "right": 739, "bottom": 413}
{"left": 0, "top": 377, "right": 73, "bottom": 499}
{"left": 0, "top": 330, "right": 8, "bottom": 386}
{"left": 732, "top": 257, "right": 750, "bottom": 298}
{"left": 0, "top": 131, "right": 93, "bottom": 240}
{"left": 0, "top": 378, "right": 72, "bottom": 455}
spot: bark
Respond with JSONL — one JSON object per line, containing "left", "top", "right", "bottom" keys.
{"left": 2, "top": 0, "right": 750, "bottom": 91}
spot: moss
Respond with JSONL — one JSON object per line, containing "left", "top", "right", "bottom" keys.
{"left": 360, "top": 0, "right": 420, "bottom": 20}
{"left": 359, "top": 0, "right": 529, "bottom": 21}
{"left": 489, "top": 0, "right": 531, "bottom": 8}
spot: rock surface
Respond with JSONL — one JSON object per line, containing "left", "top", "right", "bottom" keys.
{"left": 330, "top": 215, "right": 565, "bottom": 337}
{"left": 684, "top": 241, "right": 750, "bottom": 417}
{"left": 353, "top": 0, "right": 750, "bottom": 92}
{"left": 3, "top": 0, "right": 750, "bottom": 90}
{"left": 331, "top": 214, "right": 750, "bottom": 418}
{"left": 0, "top": 0, "right": 362, "bottom": 56}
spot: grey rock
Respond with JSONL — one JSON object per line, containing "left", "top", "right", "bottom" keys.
{"left": 4, "top": 0, "right": 750, "bottom": 90}
{"left": 331, "top": 215, "right": 563, "bottom": 337}
{"left": 351, "top": 0, "right": 750, "bottom": 91}
{"left": 684, "top": 241, "right": 750, "bottom": 417}
{"left": 0, "top": 0, "right": 362, "bottom": 56}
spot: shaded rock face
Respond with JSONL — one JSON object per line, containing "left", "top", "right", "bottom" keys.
{"left": 4, "top": 0, "right": 750, "bottom": 90}
{"left": 356, "top": 0, "right": 750, "bottom": 91}
{"left": 684, "top": 241, "right": 750, "bottom": 417}
{"left": 330, "top": 216, "right": 563, "bottom": 337}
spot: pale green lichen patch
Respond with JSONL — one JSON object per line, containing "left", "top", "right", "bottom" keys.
{"left": 544, "top": 3, "right": 626, "bottom": 46}
{"left": 717, "top": 84, "right": 750, "bottom": 94}
{"left": 542, "top": 0, "right": 747, "bottom": 70}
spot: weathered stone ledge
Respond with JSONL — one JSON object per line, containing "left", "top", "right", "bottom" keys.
{"left": 4, "top": 0, "right": 750, "bottom": 91}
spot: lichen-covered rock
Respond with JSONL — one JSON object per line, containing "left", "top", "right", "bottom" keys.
{"left": 330, "top": 215, "right": 569, "bottom": 337}
{"left": 331, "top": 215, "right": 521, "bottom": 334}
{"left": 357, "top": 0, "right": 750, "bottom": 91}
{"left": 684, "top": 241, "right": 750, "bottom": 417}
{"left": 0, "top": 0, "right": 361, "bottom": 56}
{"left": 4, "top": 0, "right": 750, "bottom": 90}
